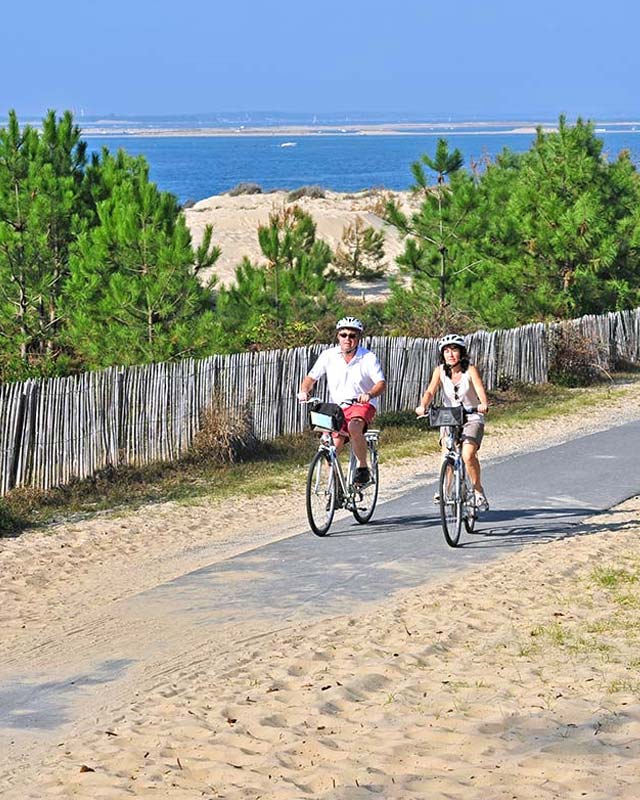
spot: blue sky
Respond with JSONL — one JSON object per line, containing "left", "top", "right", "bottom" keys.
{"left": 3, "top": 0, "right": 638, "bottom": 120}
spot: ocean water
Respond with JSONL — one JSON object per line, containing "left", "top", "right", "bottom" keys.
{"left": 83, "top": 130, "right": 640, "bottom": 204}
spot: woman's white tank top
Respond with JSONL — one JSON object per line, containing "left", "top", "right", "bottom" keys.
{"left": 439, "top": 366, "right": 484, "bottom": 423}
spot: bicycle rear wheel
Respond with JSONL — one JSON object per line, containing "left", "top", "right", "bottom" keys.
{"left": 351, "top": 444, "right": 379, "bottom": 524}
{"left": 306, "top": 451, "right": 336, "bottom": 536}
{"left": 463, "top": 470, "right": 477, "bottom": 533}
{"left": 440, "top": 458, "right": 463, "bottom": 547}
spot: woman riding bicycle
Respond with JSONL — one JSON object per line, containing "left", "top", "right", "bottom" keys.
{"left": 415, "top": 333, "right": 490, "bottom": 510}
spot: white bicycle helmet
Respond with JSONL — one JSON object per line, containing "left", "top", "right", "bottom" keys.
{"left": 438, "top": 333, "right": 466, "bottom": 352}
{"left": 336, "top": 316, "right": 364, "bottom": 332}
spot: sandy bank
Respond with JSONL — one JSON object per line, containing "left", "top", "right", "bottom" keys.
{"left": 81, "top": 119, "right": 611, "bottom": 138}
{"left": 6, "top": 507, "right": 640, "bottom": 799}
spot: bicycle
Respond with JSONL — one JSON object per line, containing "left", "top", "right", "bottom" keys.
{"left": 303, "top": 398, "right": 380, "bottom": 536}
{"left": 426, "top": 405, "right": 478, "bottom": 547}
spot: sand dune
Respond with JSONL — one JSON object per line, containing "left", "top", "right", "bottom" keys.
{"left": 184, "top": 189, "right": 412, "bottom": 298}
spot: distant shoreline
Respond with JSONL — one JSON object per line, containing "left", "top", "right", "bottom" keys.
{"left": 79, "top": 120, "right": 640, "bottom": 138}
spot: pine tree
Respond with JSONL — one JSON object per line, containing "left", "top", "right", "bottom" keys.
{"left": 63, "top": 149, "right": 220, "bottom": 367}
{"left": 332, "top": 216, "right": 386, "bottom": 280}
{"left": 0, "top": 110, "right": 89, "bottom": 377}
{"left": 459, "top": 117, "right": 640, "bottom": 324}
{"left": 214, "top": 206, "right": 338, "bottom": 350}
{"left": 385, "top": 139, "right": 481, "bottom": 309}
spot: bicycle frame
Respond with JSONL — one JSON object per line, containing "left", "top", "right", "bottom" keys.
{"left": 304, "top": 397, "right": 381, "bottom": 535}
{"left": 443, "top": 427, "right": 464, "bottom": 473}
{"left": 427, "top": 406, "right": 478, "bottom": 547}
{"left": 314, "top": 430, "right": 379, "bottom": 507}
{"left": 316, "top": 431, "right": 351, "bottom": 501}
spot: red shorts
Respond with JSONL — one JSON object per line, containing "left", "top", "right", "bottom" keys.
{"left": 334, "top": 402, "right": 376, "bottom": 439}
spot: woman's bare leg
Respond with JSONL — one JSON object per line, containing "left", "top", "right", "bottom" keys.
{"left": 462, "top": 441, "right": 484, "bottom": 493}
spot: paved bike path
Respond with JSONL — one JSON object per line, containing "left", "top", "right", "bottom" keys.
{"left": 125, "top": 419, "right": 640, "bottom": 624}
{"left": 1, "top": 420, "right": 639, "bottom": 751}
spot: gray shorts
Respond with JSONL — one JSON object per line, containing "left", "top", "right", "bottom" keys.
{"left": 441, "top": 422, "right": 485, "bottom": 449}
{"left": 462, "top": 421, "right": 484, "bottom": 448}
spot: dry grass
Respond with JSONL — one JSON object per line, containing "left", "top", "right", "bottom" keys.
{"left": 190, "top": 395, "right": 257, "bottom": 464}
{"left": 1, "top": 373, "right": 638, "bottom": 535}
{"left": 548, "top": 326, "right": 608, "bottom": 386}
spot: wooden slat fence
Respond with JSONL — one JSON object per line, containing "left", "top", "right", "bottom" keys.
{"left": 1, "top": 308, "right": 639, "bottom": 496}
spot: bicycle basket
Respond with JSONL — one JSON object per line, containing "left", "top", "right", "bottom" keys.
{"left": 428, "top": 405, "right": 465, "bottom": 428}
{"left": 309, "top": 402, "right": 345, "bottom": 432}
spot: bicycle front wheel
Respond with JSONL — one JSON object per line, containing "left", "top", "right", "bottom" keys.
{"left": 306, "top": 451, "right": 337, "bottom": 536}
{"left": 352, "top": 445, "right": 379, "bottom": 524}
{"left": 440, "top": 458, "right": 463, "bottom": 547}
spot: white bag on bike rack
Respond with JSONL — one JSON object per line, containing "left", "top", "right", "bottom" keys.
{"left": 309, "top": 402, "right": 345, "bottom": 432}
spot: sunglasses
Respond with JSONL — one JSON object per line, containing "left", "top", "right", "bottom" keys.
{"left": 338, "top": 332, "right": 358, "bottom": 339}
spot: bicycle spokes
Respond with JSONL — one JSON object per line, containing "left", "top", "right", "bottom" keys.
{"left": 439, "top": 459, "right": 463, "bottom": 547}
{"left": 351, "top": 444, "right": 379, "bottom": 525}
{"left": 306, "top": 452, "right": 337, "bottom": 536}
{"left": 463, "top": 473, "right": 477, "bottom": 533}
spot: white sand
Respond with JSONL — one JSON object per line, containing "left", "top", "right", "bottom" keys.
{"left": 1, "top": 385, "right": 640, "bottom": 798}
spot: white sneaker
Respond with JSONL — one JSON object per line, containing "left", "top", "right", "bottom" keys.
{"left": 433, "top": 492, "right": 440, "bottom": 504}
{"left": 475, "top": 491, "right": 490, "bottom": 512}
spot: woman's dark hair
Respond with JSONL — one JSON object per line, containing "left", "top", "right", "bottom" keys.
{"left": 439, "top": 345, "right": 470, "bottom": 377}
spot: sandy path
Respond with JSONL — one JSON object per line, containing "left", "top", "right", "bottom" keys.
{"left": 1, "top": 384, "right": 639, "bottom": 797}
{"left": 7, "top": 504, "right": 640, "bottom": 799}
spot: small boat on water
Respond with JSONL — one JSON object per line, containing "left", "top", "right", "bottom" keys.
{"left": 280, "top": 141, "right": 297, "bottom": 147}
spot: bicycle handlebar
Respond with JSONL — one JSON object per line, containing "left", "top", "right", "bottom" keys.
{"left": 416, "top": 405, "right": 478, "bottom": 420}
{"left": 299, "top": 396, "right": 360, "bottom": 406}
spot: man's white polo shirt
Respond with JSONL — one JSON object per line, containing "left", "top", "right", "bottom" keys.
{"left": 308, "top": 345, "right": 385, "bottom": 408}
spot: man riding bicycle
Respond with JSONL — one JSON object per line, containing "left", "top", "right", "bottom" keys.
{"left": 298, "top": 317, "right": 386, "bottom": 485}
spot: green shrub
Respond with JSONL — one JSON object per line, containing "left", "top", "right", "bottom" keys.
{"left": 376, "top": 409, "right": 423, "bottom": 428}
{"left": 331, "top": 217, "right": 387, "bottom": 280}
{"left": 0, "top": 499, "right": 23, "bottom": 535}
